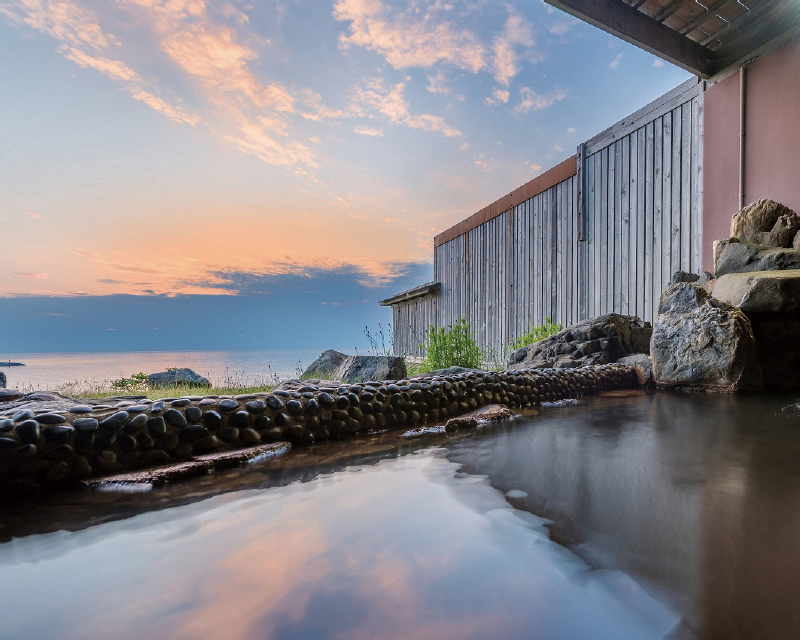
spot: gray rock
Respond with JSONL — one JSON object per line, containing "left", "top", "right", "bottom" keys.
{"left": 616, "top": 354, "right": 654, "bottom": 389}
{"left": 670, "top": 271, "right": 700, "bottom": 285}
{"left": 715, "top": 241, "right": 800, "bottom": 278}
{"left": 302, "top": 350, "right": 349, "bottom": 379}
{"left": 147, "top": 368, "right": 210, "bottom": 389}
{"left": 651, "top": 283, "right": 762, "bottom": 392}
{"left": 508, "top": 313, "right": 652, "bottom": 370}
{"left": 713, "top": 270, "right": 800, "bottom": 313}
{"left": 794, "top": 231, "right": 800, "bottom": 250}
{"left": 0, "top": 371, "right": 5, "bottom": 388}
{"left": 768, "top": 213, "right": 800, "bottom": 248}
{"left": 731, "top": 199, "right": 800, "bottom": 247}
{"left": 302, "top": 350, "right": 406, "bottom": 383}
{"left": 697, "top": 271, "right": 716, "bottom": 293}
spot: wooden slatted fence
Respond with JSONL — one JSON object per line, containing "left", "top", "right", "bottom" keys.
{"left": 390, "top": 79, "right": 705, "bottom": 360}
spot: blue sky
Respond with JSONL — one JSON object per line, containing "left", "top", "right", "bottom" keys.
{"left": 0, "top": 0, "right": 690, "bottom": 352}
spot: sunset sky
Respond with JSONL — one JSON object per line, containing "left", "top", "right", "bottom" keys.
{"left": 1, "top": 0, "right": 689, "bottom": 352}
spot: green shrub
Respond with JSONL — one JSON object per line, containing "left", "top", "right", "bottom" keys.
{"left": 421, "top": 318, "right": 483, "bottom": 370}
{"left": 110, "top": 372, "right": 149, "bottom": 393}
{"left": 511, "top": 317, "right": 563, "bottom": 349}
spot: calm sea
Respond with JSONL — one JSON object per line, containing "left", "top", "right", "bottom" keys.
{"left": 1, "top": 349, "right": 325, "bottom": 391}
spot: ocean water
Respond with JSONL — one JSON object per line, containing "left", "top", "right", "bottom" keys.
{"left": 1, "top": 350, "right": 325, "bottom": 391}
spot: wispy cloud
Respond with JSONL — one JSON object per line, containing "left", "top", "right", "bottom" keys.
{"left": 609, "top": 53, "right": 623, "bottom": 69}
{"left": 653, "top": 59, "right": 665, "bottom": 68}
{"left": 353, "top": 77, "right": 461, "bottom": 137}
{"left": 15, "top": 272, "right": 50, "bottom": 280}
{"left": 335, "top": 0, "right": 542, "bottom": 99}
{"left": 1, "top": 0, "right": 199, "bottom": 125}
{"left": 514, "top": 87, "right": 565, "bottom": 114}
{"left": 492, "top": 7, "right": 536, "bottom": 88}
{"left": 24, "top": 211, "right": 45, "bottom": 220}
{"left": 334, "top": 0, "right": 487, "bottom": 73}
{"left": 485, "top": 88, "right": 510, "bottom": 106}
{"left": 548, "top": 21, "right": 573, "bottom": 37}
{"left": 354, "top": 125, "right": 384, "bottom": 137}
{"left": 426, "top": 70, "right": 450, "bottom": 95}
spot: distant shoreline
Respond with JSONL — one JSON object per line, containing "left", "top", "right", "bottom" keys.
{"left": 0, "top": 362, "right": 24, "bottom": 367}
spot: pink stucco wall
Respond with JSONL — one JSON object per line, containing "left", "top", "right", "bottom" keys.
{"left": 702, "top": 37, "right": 800, "bottom": 272}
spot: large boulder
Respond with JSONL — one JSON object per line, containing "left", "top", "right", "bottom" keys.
{"left": 301, "top": 350, "right": 348, "bottom": 379}
{"left": 302, "top": 350, "right": 406, "bottom": 383}
{"left": 508, "top": 313, "right": 652, "bottom": 370}
{"left": 713, "top": 270, "right": 800, "bottom": 313}
{"left": 651, "top": 283, "right": 762, "bottom": 392}
{"left": 0, "top": 371, "right": 5, "bottom": 388}
{"left": 730, "top": 199, "right": 800, "bottom": 248}
{"left": 715, "top": 240, "right": 800, "bottom": 277}
{"left": 147, "top": 368, "right": 210, "bottom": 389}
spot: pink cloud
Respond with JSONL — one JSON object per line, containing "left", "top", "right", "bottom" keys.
{"left": 353, "top": 77, "right": 462, "bottom": 137}
{"left": 334, "top": 0, "right": 486, "bottom": 73}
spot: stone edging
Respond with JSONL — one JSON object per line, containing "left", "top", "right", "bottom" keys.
{"left": 0, "top": 364, "right": 637, "bottom": 490}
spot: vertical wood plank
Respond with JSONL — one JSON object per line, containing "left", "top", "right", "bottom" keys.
{"left": 691, "top": 91, "right": 704, "bottom": 273}
{"left": 681, "top": 103, "right": 692, "bottom": 272}
{"left": 581, "top": 154, "right": 597, "bottom": 319}
{"left": 653, "top": 116, "right": 664, "bottom": 322}
{"left": 662, "top": 112, "right": 673, "bottom": 293}
{"left": 671, "top": 107, "right": 682, "bottom": 276}
{"left": 620, "top": 137, "right": 630, "bottom": 315}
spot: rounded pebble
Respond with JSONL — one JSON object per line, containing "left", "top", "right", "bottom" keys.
{"left": 68, "top": 406, "right": 93, "bottom": 414}
{"left": 286, "top": 400, "right": 304, "bottom": 416}
{"left": 245, "top": 400, "right": 266, "bottom": 414}
{"left": 219, "top": 399, "right": 239, "bottom": 412}
{"left": 99, "top": 411, "right": 129, "bottom": 431}
{"left": 124, "top": 414, "right": 149, "bottom": 433}
{"left": 35, "top": 413, "right": 67, "bottom": 425}
{"left": 0, "top": 437, "right": 20, "bottom": 455}
{"left": 230, "top": 411, "right": 250, "bottom": 429}
{"left": 180, "top": 425, "right": 208, "bottom": 441}
{"left": 163, "top": 408, "right": 187, "bottom": 428}
{"left": 17, "top": 420, "right": 41, "bottom": 444}
{"left": 44, "top": 425, "right": 74, "bottom": 444}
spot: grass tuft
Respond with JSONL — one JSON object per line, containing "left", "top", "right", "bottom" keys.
{"left": 510, "top": 317, "right": 563, "bottom": 350}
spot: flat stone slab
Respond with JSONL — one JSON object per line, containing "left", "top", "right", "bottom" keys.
{"left": 444, "top": 404, "right": 516, "bottom": 430}
{"left": 81, "top": 443, "right": 291, "bottom": 486}
{"left": 713, "top": 270, "right": 800, "bottom": 313}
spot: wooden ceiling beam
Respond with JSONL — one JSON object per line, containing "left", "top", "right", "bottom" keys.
{"left": 545, "top": 0, "right": 718, "bottom": 77}
{"left": 679, "top": 0, "right": 735, "bottom": 35}
{"left": 713, "top": 2, "right": 800, "bottom": 69}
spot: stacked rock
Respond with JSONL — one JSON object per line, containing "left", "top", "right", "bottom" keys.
{"left": 0, "top": 364, "right": 636, "bottom": 487}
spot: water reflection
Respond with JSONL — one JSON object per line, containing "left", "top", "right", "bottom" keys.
{"left": 2, "top": 392, "right": 800, "bottom": 639}
{"left": 0, "top": 453, "right": 675, "bottom": 640}
{"left": 446, "top": 392, "right": 800, "bottom": 640}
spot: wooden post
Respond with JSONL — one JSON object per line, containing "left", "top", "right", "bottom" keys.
{"left": 577, "top": 142, "right": 586, "bottom": 241}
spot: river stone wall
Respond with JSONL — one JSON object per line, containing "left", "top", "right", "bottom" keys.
{"left": 0, "top": 364, "right": 636, "bottom": 488}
